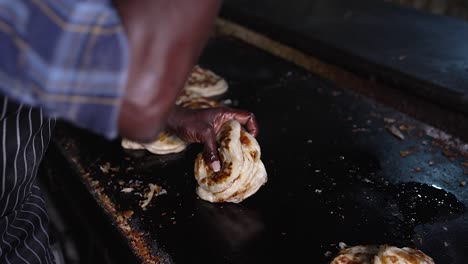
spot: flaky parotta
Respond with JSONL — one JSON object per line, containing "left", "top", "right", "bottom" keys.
{"left": 194, "top": 120, "right": 267, "bottom": 203}
{"left": 183, "top": 65, "right": 228, "bottom": 98}
{"left": 330, "top": 245, "right": 434, "bottom": 264}
{"left": 121, "top": 131, "right": 187, "bottom": 155}
{"left": 374, "top": 245, "right": 435, "bottom": 264}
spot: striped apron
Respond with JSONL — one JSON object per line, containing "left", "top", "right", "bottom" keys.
{"left": 0, "top": 96, "right": 56, "bottom": 263}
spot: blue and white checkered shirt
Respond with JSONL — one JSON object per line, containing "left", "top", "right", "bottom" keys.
{"left": 0, "top": 0, "right": 129, "bottom": 139}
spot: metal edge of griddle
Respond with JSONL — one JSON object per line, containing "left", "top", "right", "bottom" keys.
{"left": 46, "top": 136, "right": 172, "bottom": 264}
{"left": 213, "top": 18, "right": 468, "bottom": 146}
{"left": 39, "top": 145, "right": 141, "bottom": 264}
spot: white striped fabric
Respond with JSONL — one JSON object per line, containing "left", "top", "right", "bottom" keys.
{"left": 0, "top": 96, "right": 56, "bottom": 263}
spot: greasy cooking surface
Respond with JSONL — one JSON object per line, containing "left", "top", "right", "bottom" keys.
{"left": 221, "top": 0, "right": 468, "bottom": 116}
{"left": 51, "top": 37, "right": 468, "bottom": 264}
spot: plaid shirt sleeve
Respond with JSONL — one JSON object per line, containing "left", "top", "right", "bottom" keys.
{"left": 0, "top": 0, "right": 129, "bottom": 139}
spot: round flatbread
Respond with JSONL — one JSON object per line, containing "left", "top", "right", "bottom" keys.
{"left": 184, "top": 65, "right": 228, "bottom": 98}
{"left": 121, "top": 138, "right": 146, "bottom": 151}
{"left": 175, "top": 89, "right": 199, "bottom": 105}
{"left": 374, "top": 245, "right": 435, "bottom": 264}
{"left": 330, "top": 245, "right": 434, "bottom": 264}
{"left": 121, "top": 131, "right": 187, "bottom": 155}
{"left": 330, "top": 245, "right": 379, "bottom": 264}
{"left": 143, "top": 132, "right": 187, "bottom": 155}
{"left": 179, "top": 97, "right": 221, "bottom": 109}
{"left": 194, "top": 121, "right": 267, "bottom": 203}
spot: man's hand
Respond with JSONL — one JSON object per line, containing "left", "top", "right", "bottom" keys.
{"left": 167, "top": 106, "right": 258, "bottom": 172}
{"left": 114, "top": 0, "right": 221, "bottom": 142}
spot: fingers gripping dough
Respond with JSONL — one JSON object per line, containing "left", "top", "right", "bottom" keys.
{"left": 121, "top": 96, "right": 220, "bottom": 155}
{"left": 123, "top": 65, "right": 226, "bottom": 155}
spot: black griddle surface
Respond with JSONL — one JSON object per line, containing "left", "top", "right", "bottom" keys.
{"left": 51, "top": 37, "right": 468, "bottom": 264}
{"left": 221, "top": 0, "right": 468, "bottom": 116}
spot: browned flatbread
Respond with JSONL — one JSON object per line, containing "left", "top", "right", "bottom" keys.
{"left": 179, "top": 97, "right": 221, "bottom": 109}
{"left": 374, "top": 245, "right": 435, "bottom": 264}
{"left": 121, "top": 131, "right": 187, "bottom": 155}
{"left": 330, "top": 245, "right": 434, "bottom": 264}
{"left": 330, "top": 245, "right": 379, "bottom": 264}
{"left": 183, "top": 65, "right": 228, "bottom": 98}
{"left": 194, "top": 121, "right": 267, "bottom": 203}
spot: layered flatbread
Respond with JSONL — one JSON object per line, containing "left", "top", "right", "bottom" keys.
{"left": 374, "top": 245, "right": 435, "bottom": 264}
{"left": 179, "top": 97, "right": 221, "bottom": 109}
{"left": 194, "top": 120, "right": 267, "bottom": 203}
{"left": 330, "top": 245, "right": 434, "bottom": 264}
{"left": 184, "top": 65, "right": 228, "bottom": 98}
{"left": 121, "top": 131, "right": 187, "bottom": 155}
{"left": 330, "top": 245, "right": 379, "bottom": 264}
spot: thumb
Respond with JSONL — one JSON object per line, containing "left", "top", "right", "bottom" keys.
{"left": 202, "top": 127, "right": 221, "bottom": 172}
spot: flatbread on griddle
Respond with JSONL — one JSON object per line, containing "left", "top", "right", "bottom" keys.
{"left": 194, "top": 121, "right": 267, "bottom": 203}
{"left": 183, "top": 65, "right": 228, "bottom": 98}
{"left": 330, "top": 245, "right": 434, "bottom": 264}
{"left": 142, "top": 132, "right": 187, "bottom": 155}
{"left": 121, "top": 132, "right": 187, "bottom": 155}
{"left": 121, "top": 138, "right": 146, "bottom": 151}
{"left": 178, "top": 97, "right": 221, "bottom": 109}
{"left": 374, "top": 245, "right": 435, "bottom": 264}
{"left": 330, "top": 245, "right": 379, "bottom": 264}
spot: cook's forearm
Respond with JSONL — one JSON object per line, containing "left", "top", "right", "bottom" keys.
{"left": 114, "top": 0, "right": 221, "bottom": 142}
